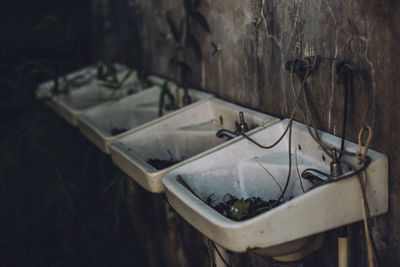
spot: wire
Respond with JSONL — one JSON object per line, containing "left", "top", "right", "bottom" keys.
{"left": 254, "top": 157, "right": 283, "bottom": 194}
{"left": 250, "top": 56, "right": 378, "bottom": 266}
{"left": 355, "top": 126, "right": 376, "bottom": 267}
{"left": 295, "top": 146, "right": 306, "bottom": 193}
{"left": 207, "top": 239, "right": 214, "bottom": 267}
{"left": 211, "top": 241, "right": 231, "bottom": 267}
{"left": 336, "top": 62, "right": 357, "bottom": 159}
{"left": 240, "top": 56, "right": 317, "bottom": 201}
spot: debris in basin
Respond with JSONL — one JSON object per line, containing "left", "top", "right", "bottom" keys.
{"left": 147, "top": 158, "right": 180, "bottom": 170}
{"left": 52, "top": 75, "right": 91, "bottom": 96}
{"left": 148, "top": 150, "right": 180, "bottom": 170}
{"left": 111, "top": 127, "right": 129, "bottom": 136}
{"left": 212, "top": 194, "right": 282, "bottom": 221}
{"left": 158, "top": 82, "right": 178, "bottom": 117}
{"left": 177, "top": 175, "right": 282, "bottom": 221}
{"left": 126, "top": 89, "right": 136, "bottom": 95}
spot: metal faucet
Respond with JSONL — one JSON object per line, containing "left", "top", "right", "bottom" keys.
{"left": 216, "top": 129, "right": 238, "bottom": 139}
{"left": 301, "top": 148, "right": 343, "bottom": 184}
{"left": 301, "top": 169, "right": 330, "bottom": 183}
{"left": 216, "top": 111, "right": 248, "bottom": 140}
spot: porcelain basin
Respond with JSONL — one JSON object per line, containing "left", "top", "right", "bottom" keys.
{"left": 109, "top": 98, "right": 279, "bottom": 193}
{"left": 36, "top": 64, "right": 144, "bottom": 126}
{"left": 36, "top": 65, "right": 99, "bottom": 99}
{"left": 161, "top": 119, "right": 388, "bottom": 255}
{"left": 77, "top": 85, "right": 213, "bottom": 154}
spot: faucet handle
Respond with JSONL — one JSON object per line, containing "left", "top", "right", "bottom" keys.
{"left": 330, "top": 148, "right": 343, "bottom": 177}
{"left": 239, "top": 111, "right": 249, "bottom": 134}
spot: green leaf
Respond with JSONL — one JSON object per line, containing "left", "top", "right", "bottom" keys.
{"left": 97, "top": 61, "right": 117, "bottom": 82}
{"left": 229, "top": 198, "right": 249, "bottom": 221}
{"left": 169, "top": 55, "right": 178, "bottom": 66}
{"left": 176, "top": 45, "right": 184, "bottom": 52}
{"left": 66, "top": 15, "right": 72, "bottom": 41}
{"left": 166, "top": 13, "right": 180, "bottom": 42}
{"left": 43, "top": 15, "right": 60, "bottom": 24}
{"left": 52, "top": 77, "right": 59, "bottom": 93}
{"left": 61, "top": 185, "right": 75, "bottom": 213}
{"left": 158, "top": 82, "right": 167, "bottom": 117}
{"left": 30, "top": 15, "right": 60, "bottom": 32}
{"left": 30, "top": 23, "right": 47, "bottom": 33}
{"left": 184, "top": 0, "right": 193, "bottom": 14}
{"left": 176, "top": 61, "right": 191, "bottom": 73}
{"left": 105, "top": 62, "right": 117, "bottom": 81}
{"left": 102, "top": 173, "right": 123, "bottom": 193}
{"left": 191, "top": 11, "right": 210, "bottom": 32}
{"left": 164, "top": 86, "right": 176, "bottom": 106}
{"left": 99, "top": 82, "right": 120, "bottom": 90}
{"left": 119, "top": 69, "right": 134, "bottom": 87}
{"left": 116, "top": 175, "right": 126, "bottom": 200}
{"left": 187, "top": 33, "right": 202, "bottom": 60}
{"left": 177, "top": 61, "right": 191, "bottom": 84}
{"left": 178, "top": 18, "right": 185, "bottom": 42}
{"left": 158, "top": 82, "right": 176, "bottom": 117}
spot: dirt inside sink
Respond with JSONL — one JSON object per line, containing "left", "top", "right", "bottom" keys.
{"left": 147, "top": 158, "right": 181, "bottom": 170}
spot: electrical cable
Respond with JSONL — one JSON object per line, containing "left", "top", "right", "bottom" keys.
{"left": 240, "top": 56, "right": 317, "bottom": 201}
{"left": 211, "top": 241, "right": 231, "bottom": 267}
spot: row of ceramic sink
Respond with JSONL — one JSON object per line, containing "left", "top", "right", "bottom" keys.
{"left": 37, "top": 64, "right": 388, "bottom": 260}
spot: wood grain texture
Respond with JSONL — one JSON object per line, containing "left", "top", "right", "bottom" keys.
{"left": 107, "top": 0, "right": 400, "bottom": 265}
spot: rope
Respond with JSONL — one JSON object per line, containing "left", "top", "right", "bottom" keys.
{"left": 356, "top": 126, "right": 373, "bottom": 164}
{"left": 355, "top": 126, "right": 375, "bottom": 267}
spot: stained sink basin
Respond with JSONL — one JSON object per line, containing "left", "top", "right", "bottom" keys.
{"left": 36, "top": 65, "right": 99, "bottom": 99}
{"left": 77, "top": 85, "right": 213, "bottom": 154}
{"left": 109, "top": 98, "right": 280, "bottom": 193}
{"left": 161, "top": 119, "right": 388, "bottom": 257}
{"left": 36, "top": 64, "right": 144, "bottom": 126}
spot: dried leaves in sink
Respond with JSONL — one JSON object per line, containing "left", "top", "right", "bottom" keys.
{"left": 148, "top": 151, "right": 180, "bottom": 170}
{"left": 147, "top": 158, "right": 180, "bottom": 170}
{"left": 111, "top": 127, "right": 129, "bottom": 136}
{"left": 176, "top": 175, "right": 282, "bottom": 221}
{"left": 210, "top": 194, "right": 282, "bottom": 221}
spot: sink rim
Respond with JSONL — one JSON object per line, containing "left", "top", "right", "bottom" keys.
{"left": 78, "top": 86, "right": 214, "bottom": 153}
{"left": 109, "top": 98, "right": 280, "bottom": 193}
{"left": 36, "top": 65, "right": 171, "bottom": 126}
{"left": 36, "top": 63, "right": 128, "bottom": 99}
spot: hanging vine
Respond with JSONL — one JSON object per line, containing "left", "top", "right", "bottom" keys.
{"left": 164, "top": 0, "right": 210, "bottom": 106}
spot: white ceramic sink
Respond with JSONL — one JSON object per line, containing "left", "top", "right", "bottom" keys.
{"left": 36, "top": 64, "right": 144, "bottom": 126}
{"left": 162, "top": 119, "right": 388, "bottom": 256}
{"left": 36, "top": 65, "right": 99, "bottom": 99}
{"left": 77, "top": 85, "right": 213, "bottom": 154}
{"left": 109, "top": 98, "right": 280, "bottom": 193}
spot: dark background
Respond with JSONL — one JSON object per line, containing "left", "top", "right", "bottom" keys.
{"left": 0, "top": 1, "right": 148, "bottom": 266}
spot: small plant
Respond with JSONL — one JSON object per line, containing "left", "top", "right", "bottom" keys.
{"left": 158, "top": 82, "right": 179, "bottom": 117}
{"left": 51, "top": 74, "right": 93, "bottom": 96}
{"left": 165, "top": 0, "right": 210, "bottom": 106}
{"left": 50, "top": 61, "right": 136, "bottom": 98}
{"left": 97, "top": 61, "right": 134, "bottom": 91}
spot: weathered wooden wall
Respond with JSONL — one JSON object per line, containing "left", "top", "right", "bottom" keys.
{"left": 101, "top": 0, "right": 400, "bottom": 266}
